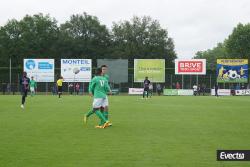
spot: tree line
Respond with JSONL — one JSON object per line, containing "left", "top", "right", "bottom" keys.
{"left": 0, "top": 13, "right": 177, "bottom": 68}
{"left": 194, "top": 23, "right": 250, "bottom": 70}
{"left": 1, "top": 12, "right": 249, "bottom": 71}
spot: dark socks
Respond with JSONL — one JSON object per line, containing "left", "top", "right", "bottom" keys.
{"left": 22, "top": 95, "right": 25, "bottom": 105}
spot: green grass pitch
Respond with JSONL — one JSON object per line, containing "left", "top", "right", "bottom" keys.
{"left": 0, "top": 95, "right": 250, "bottom": 167}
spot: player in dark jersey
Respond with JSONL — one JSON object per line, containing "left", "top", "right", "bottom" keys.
{"left": 20, "top": 72, "right": 30, "bottom": 109}
{"left": 215, "top": 83, "right": 219, "bottom": 97}
{"left": 143, "top": 77, "right": 150, "bottom": 99}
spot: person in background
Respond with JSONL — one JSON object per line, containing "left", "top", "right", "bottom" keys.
{"left": 143, "top": 76, "right": 150, "bottom": 99}
{"left": 2, "top": 83, "right": 6, "bottom": 95}
{"left": 149, "top": 83, "right": 153, "bottom": 98}
{"left": 201, "top": 84, "right": 206, "bottom": 96}
{"left": 215, "top": 83, "right": 219, "bottom": 97}
{"left": 52, "top": 83, "right": 57, "bottom": 95}
{"left": 241, "top": 84, "right": 245, "bottom": 90}
{"left": 156, "top": 83, "right": 162, "bottom": 96}
{"left": 29, "top": 76, "right": 37, "bottom": 97}
{"left": 193, "top": 84, "right": 198, "bottom": 96}
{"left": 75, "top": 83, "right": 80, "bottom": 95}
{"left": 20, "top": 72, "right": 30, "bottom": 109}
{"left": 57, "top": 76, "right": 64, "bottom": 98}
{"left": 197, "top": 84, "right": 201, "bottom": 96}
{"left": 230, "top": 84, "right": 235, "bottom": 96}
{"left": 7, "top": 83, "right": 10, "bottom": 94}
{"left": 69, "top": 83, "right": 73, "bottom": 95}
{"left": 176, "top": 82, "right": 181, "bottom": 89}
{"left": 172, "top": 83, "right": 176, "bottom": 89}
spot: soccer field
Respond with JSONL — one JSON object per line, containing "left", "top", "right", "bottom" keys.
{"left": 0, "top": 95, "right": 250, "bottom": 167}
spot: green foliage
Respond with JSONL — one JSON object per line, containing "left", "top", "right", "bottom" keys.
{"left": 0, "top": 13, "right": 176, "bottom": 68}
{"left": 0, "top": 19, "right": 21, "bottom": 66}
{"left": 195, "top": 42, "right": 228, "bottom": 70}
{"left": 226, "top": 23, "right": 250, "bottom": 59}
{"left": 0, "top": 13, "right": 59, "bottom": 67}
{"left": 195, "top": 23, "right": 250, "bottom": 70}
{"left": 111, "top": 16, "right": 176, "bottom": 67}
{"left": 59, "top": 12, "right": 111, "bottom": 59}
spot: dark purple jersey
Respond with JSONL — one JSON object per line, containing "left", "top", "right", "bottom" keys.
{"left": 20, "top": 76, "right": 30, "bottom": 92}
{"left": 144, "top": 79, "right": 150, "bottom": 88}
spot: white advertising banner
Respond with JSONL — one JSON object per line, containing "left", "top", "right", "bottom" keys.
{"left": 178, "top": 89, "right": 194, "bottom": 96}
{"left": 211, "top": 89, "right": 231, "bottom": 96}
{"left": 23, "top": 59, "right": 54, "bottom": 82}
{"left": 235, "top": 89, "right": 250, "bottom": 96}
{"left": 61, "top": 59, "right": 92, "bottom": 82}
{"left": 175, "top": 59, "right": 206, "bottom": 75}
{"left": 128, "top": 88, "right": 144, "bottom": 95}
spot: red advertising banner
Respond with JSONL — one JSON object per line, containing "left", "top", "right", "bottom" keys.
{"left": 175, "top": 59, "right": 206, "bottom": 75}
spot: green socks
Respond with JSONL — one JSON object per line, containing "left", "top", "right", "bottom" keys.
{"left": 103, "top": 111, "right": 108, "bottom": 120}
{"left": 99, "top": 111, "right": 108, "bottom": 126}
{"left": 86, "top": 109, "right": 109, "bottom": 125}
{"left": 95, "top": 110, "right": 107, "bottom": 123}
{"left": 86, "top": 110, "right": 94, "bottom": 117}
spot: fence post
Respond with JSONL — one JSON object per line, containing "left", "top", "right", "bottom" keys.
{"left": 196, "top": 75, "right": 198, "bottom": 85}
{"left": 210, "top": 74, "right": 212, "bottom": 89}
{"left": 132, "top": 74, "right": 134, "bottom": 88}
{"left": 182, "top": 75, "right": 184, "bottom": 89}
{"left": 67, "top": 82, "right": 69, "bottom": 94}
{"left": 82, "top": 82, "right": 84, "bottom": 95}
{"left": 46, "top": 82, "right": 48, "bottom": 95}
{"left": 190, "top": 75, "right": 192, "bottom": 89}
{"left": 18, "top": 74, "right": 20, "bottom": 94}
{"left": 170, "top": 74, "right": 172, "bottom": 89}
{"left": 9, "top": 58, "right": 12, "bottom": 92}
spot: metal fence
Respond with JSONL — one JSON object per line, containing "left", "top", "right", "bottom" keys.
{"left": 0, "top": 67, "right": 249, "bottom": 95}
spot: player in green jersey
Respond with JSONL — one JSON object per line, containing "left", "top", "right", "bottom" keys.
{"left": 84, "top": 68, "right": 112, "bottom": 128}
{"left": 99, "top": 65, "right": 111, "bottom": 126}
{"left": 29, "top": 76, "right": 37, "bottom": 97}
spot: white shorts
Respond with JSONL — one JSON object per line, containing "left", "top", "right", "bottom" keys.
{"left": 92, "top": 97, "right": 109, "bottom": 108}
{"left": 30, "top": 87, "right": 35, "bottom": 92}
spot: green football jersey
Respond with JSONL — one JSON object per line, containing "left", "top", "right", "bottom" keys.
{"left": 103, "top": 74, "right": 109, "bottom": 82}
{"left": 89, "top": 76, "right": 110, "bottom": 98}
{"left": 29, "top": 80, "right": 37, "bottom": 88}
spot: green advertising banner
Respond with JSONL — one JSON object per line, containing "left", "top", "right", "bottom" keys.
{"left": 163, "top": 89, "right": 178, "bottom": 96}
{"left": 134, "top": 59, "right": 165, "bottom": 82}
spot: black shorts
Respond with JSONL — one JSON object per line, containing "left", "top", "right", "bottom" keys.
{"left": 21, "top": 90, "right": 28, "bottom": 97}
{"left": 58, "top": 86, "right": 62, "bottom": 92}
{"left": 144, "top": 87, "right": 149, "bottom": 91}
